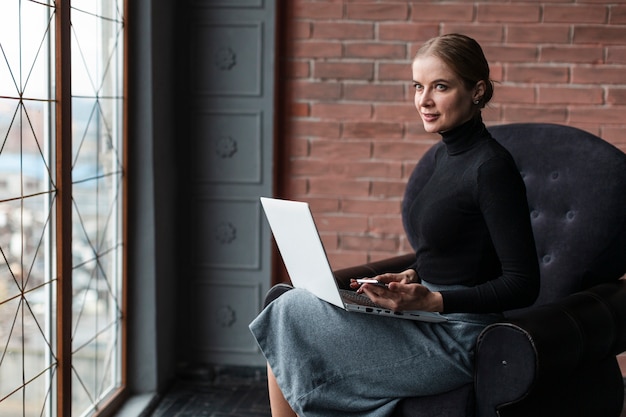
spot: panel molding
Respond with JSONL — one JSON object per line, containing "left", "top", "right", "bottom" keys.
{"left": 192, "top": 110, "right": 263, "bottom": 184}
{"left": 191, "top": 281, "right": 263, "bottom": 354}
{"left": 192, "top": 197, "right": 262, "bottom": 270}
{"left": 191, "top": 21, "right": 264, "bottom": 97}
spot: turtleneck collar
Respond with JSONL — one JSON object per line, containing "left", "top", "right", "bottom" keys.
{"left": 440, "top": 115, "right": 490, "bottom": 155}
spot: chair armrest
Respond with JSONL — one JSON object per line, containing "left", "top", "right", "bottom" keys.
{"left": 333, "top": 253, "right": 416, "bottom": 289}
{"left": 474, "top": 280, "right": 626, "bottom": 416}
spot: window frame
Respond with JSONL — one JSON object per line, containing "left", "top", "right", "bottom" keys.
{"left": 55, "top": 0, "right": 128, "bottom": 415}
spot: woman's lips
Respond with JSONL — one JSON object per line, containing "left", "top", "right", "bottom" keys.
{"left": 422, "top": 113, "right": 439, "bottom": 122}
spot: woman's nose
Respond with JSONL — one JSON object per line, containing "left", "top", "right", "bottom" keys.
{"left": 418, "top": 90, "right": 432, "bottom": 107}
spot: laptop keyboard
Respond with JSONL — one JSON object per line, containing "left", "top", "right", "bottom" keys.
{"left": 339, "top": 289, "right": 382, "bottom": 308}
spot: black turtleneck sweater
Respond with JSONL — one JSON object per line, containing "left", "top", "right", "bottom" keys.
{"left": 408, "top": 117, "right": 540, "bottom": 313}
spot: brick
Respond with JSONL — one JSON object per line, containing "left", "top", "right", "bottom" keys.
{"left": 344, "top": 83, "right": 404, "bottom": 102}
{"left": 441, "top": 24, "right": 505, "bottom": 43}
{"left": 483, "top": 45, "right": 538, "bottom": 63}
{"left": 320, "top": 233, "right": 339, "bottom": 252}
{"left": 373, "top": 141, "right": 431, "bottom": 160}
{"left": 327, "top": 251, "right": 368, "bottom": 270}
{"left": 478, "top": 4, "right": 540, "bottom": 23}
{"left": 505, "top": 65, "right": 569, "bottom": 84}
{"left": 374, "top": 104, "right": 418, "bottom": 122}
{"left": 344, "top": 43, "right": 407, "bottom": 59}
{"left": 502, "top": 106, "right": 568, "bottom": 123}
{"left": 291, "top": 159, "right": 330, "bottom": 176}
{"left": 307, "top": 197, "right": 341, "bottom": 213}
{"left": 310, "top": 140, "right": 372, "bottom": 160}
{"left": 544, "top": 5, "right": 607, "bottom": 23}
{"left": 340, "top": 234, "right": 399, "bottom": 252}
{"left": 574, "top": 26, "right": 626, "bottom": 45}
{"left": 495, "top": 85, "right": 536, "bottom": 104}
{"left": 410, "top": 4, "right": 474, "bottom": 22}
{"left": 538, "top": 87, "right": 603, "bottom": 105}
{"left": 285, "top": 177, "right": 308, "bottom": 196}
{"left": 291, "top": 120, "right": 341, "bottom": 139}
{"left": 314, "top": 62, "right": 374, "bottom": 81}
{"left": 482, "top": 105, "right": 503, "bottom": 123}
{"left": 292, "top": 21, "right": 312, "bottom": 39}
{"left": 610, "top": 6, "right": 626, "bottom": 24}
{"left": 570, "top": 106, "right": 626, "bottom": 124}
{"left": 379, "top": 22, "right": 439, "bottom": 42}
{"left": 311, "top": 102, "right": 372, "bottom": 119}
{"left": 371, "top": 180, "right": 406, "bottom": 198}
{"left": 607, "top": 47, "right": 626, "bottom": 64}
{"left": 370, "top": 216, "right": 405, "bottom": 236}
{"left": 314, "top": 214, "right": 369, "bottom": 232}
{"left": 291, "top": 41, "right": 342, "bottom": 58}
{"left": 286, "top": 60, "right": 310, "bottom": 78}
{"left": 507, "top": 25, "right": 571, "bottom": 44}
{"left": 288, "top": 138, "right": 309, "bottom": 157}
{"left": 312, "top": 22, "right": 374, "bottom": 40}
{"left": 573, "top": 66, "right": 626, "bottom": 84}
{"left": 346, "top": 3, "right": 409, "bottom": 21}
{"left": 600, "top": 126, "right": 626, "bottom": 144}
{"left": 607, "top": 88, "right": 626, "bottom": 104}
{"left": 490, "top": 63, "right": 504, "bottom": 82}
{"left": 288, "top": 80, "right": 342, "bottom": 101}
{"left": 540, "top": 46, "right": 604, "bottom": 64}
{"left": 343, "top": 122, "right": 404, "bottom": 139}
{"left": 342, "top": 199, "right": 402, "bottom": 215}
{"left": 310, "top": 178, "right": 372, "bottom": 197}
{"left": 293, "top": 2, "right": 343, "bottom": 20}
{"left": 379, "top": 62, "right": 412, "bottom": 82}
{"left": 405, "top": 122, "right": 432, "bottom": 142}
{"left": 290, "top": 102, "right": 309, "bottom": 117}
{"left": 330, "top": 161, "right": 403, "bottom": 179}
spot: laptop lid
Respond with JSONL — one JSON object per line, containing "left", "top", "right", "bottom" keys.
{"left": 260, "top": 197, "right": 449, "bottom": 323}
{"left": 260, "top": 197, "right": 345, "bottom": 309}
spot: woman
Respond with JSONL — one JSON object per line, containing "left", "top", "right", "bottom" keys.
{"left": 249, "top": 33, "right": 540, "bottom": 417}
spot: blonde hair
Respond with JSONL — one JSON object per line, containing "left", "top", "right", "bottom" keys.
{"left": 415, "top": 33, "right": 494, "bottom": 108}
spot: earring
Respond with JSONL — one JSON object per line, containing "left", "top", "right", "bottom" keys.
{"left": 473, "top": 99, "right": 480, "bottom": 105}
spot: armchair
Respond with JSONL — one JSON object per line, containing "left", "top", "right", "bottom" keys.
{"left": 332, "top": 123, "right": 626, "bottom": 417}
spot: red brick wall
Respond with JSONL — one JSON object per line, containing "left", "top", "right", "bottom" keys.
{"left": 276, "top": 1, "right": 626, "bottom": 270}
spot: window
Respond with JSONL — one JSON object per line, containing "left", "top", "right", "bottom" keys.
{"left": 0, "top": 1, "right": 126, "bottom": 416}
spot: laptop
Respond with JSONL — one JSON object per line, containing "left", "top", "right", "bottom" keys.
{"left": 260, "top": 197, "right": 448, "bottom": 323}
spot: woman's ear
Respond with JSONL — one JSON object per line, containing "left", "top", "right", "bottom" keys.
{"left": 473, "top": 80, "right": 486, "bottom": 102}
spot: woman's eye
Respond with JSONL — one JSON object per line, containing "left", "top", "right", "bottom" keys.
{"left": 435, "top": 84, "right": 448, "bottom": 91}
{"left": 413, "top": 83, "right": 423, "bottom": 91}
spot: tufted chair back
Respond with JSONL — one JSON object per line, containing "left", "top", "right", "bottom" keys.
{"left": 402, "top": 123, "right": 626, "bottom": 311}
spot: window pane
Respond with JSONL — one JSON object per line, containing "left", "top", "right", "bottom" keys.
{"left": 70, "top": 1, "right": 124, "bottom": 415}
{"left": 0, "top": 1, "right": 56, "bottom": 416}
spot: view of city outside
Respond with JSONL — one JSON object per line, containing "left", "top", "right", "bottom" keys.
{"left": 0, "top": 1, "right": 124, "bottom": 416}
{"left": 0, "top": 2, "right": 57, "bottom": 415}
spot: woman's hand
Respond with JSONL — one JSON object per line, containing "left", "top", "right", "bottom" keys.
{"left": 350, "top": 269, "right": 443, "bottom": 312}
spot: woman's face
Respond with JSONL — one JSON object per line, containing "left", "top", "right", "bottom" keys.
{"left": 411, "top": 54, "right": 484, "bottom": 133}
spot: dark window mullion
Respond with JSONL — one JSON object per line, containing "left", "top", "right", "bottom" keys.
{"left": 55, "top": 0, "right": 72, "bottom": 415}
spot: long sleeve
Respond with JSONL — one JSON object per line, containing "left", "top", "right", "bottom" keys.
{"left": 407, "top": 117, "right": 540, "bottom": 314}
{"left": 439, "top": 157, "right": 540, "bottom": 313}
